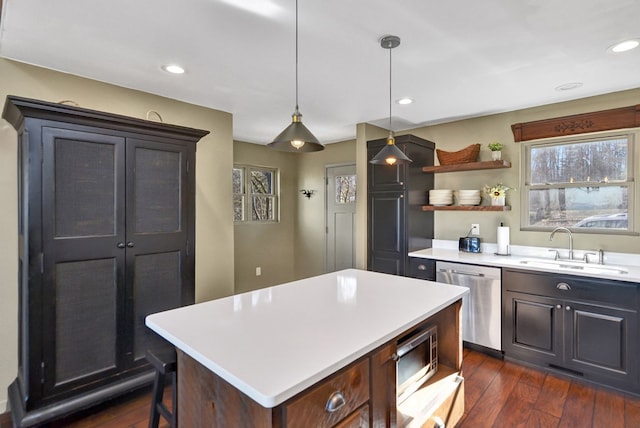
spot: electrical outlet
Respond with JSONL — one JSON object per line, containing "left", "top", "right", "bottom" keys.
{"left": 256, "top": 267, "right": 261, "bottom": 276}
{"left": 471, "top": 224, "right": 480, "bottom": 235}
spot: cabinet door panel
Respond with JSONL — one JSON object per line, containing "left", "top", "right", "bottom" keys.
{"left": 513, "top": 298, "right": 555, "bottom": 352}
{"left": 566, "top": 302, "right": 637, "bottom": 386}
{"left": 369, "top": 194, "right": 403, "bottom": 253}
{"left": 126, "top": 139, "right": 194, "bottom": 365}
{"left": 133, "top": 251, "right": 182, "bottom": 359}
{"left": 503, "top": 292, "right": 561, "bottom": 364}
{"left": 133, "top": 147, "right": 181, "bottom": 233}
{"left": 41, "top": 127, "right": 126, "bottom": 401}
{"left": 53, "top": 259, "right": 118, "bottom": 389}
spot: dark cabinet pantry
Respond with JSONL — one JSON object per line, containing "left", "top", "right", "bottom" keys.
{"left": 2, "top": 96, "right": 209, "bottom": 426}
{"left": 367, "top": 135, "right": 435, "bottom": 276}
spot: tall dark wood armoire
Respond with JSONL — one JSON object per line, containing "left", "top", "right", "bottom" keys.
{"left": 2, "top": 96, "right": 209, "bottom": 426}
{"left": 367, "top": 135, "right": 435, "bottom": 276}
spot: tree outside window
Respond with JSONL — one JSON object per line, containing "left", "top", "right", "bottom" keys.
{"left": 523, "top": 135, "right": 633, "bottom": 233}
{"left": 233, "top": 165, "right": 278, "bottom": 222}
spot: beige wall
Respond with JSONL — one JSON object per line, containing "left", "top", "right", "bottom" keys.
{"left": 390, "top": 88, "right": 640, "bottom": 254}
{"left": 233, "top": 141, "right": 298, "bottom": 293}
{"left": 0, "top": 58, "right": 234, "bottom": 410}
{"left": 233, "top": 139, "right": 358, "bottom": 292}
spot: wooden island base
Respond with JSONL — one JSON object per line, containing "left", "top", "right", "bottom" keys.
{"left": 177, "top": 300, "right": 464, "bottom": 428}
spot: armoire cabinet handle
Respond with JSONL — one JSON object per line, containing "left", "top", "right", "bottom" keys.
{"left": 117, "top": 242, "right": 125, "bottom": 249}
{"left": 127, "top": 242, "right": 135, "bottom": 248}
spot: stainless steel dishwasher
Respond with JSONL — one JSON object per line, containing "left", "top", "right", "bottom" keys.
{"left": 436, "top": 261, "right": 502, "bottom": 352}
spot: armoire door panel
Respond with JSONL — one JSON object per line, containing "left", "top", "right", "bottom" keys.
{"left": 132, "top": 251, "right": 182, "bottom": 360}
{"left": 132, "top": 146, "right": 182, "bottom": 234}
{"left": 42, "top": 127, "right": 125, "bottom": 239}
{"left": 40, "top": 126, "right": 127, "bottom": 398}
{"left": 48, "top": 258, "right": 119, "bottom": 393}
{"left": 128, "top": 140, "right": 188, "bottom": 236}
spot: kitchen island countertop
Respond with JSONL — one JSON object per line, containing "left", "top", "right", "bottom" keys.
{"left": 146, "top": 268, "right": 468, "bottom": 408}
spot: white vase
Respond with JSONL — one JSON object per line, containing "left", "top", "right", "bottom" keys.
{"left": 491, "top": 151, "right": 502, "bottom": 161}
{"left": 491, "top": 195, "right": 505, "bottom": 206}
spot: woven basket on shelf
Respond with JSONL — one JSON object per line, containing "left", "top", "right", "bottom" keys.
{"left": 436, "top": 143, "right": 480, "bottom": 165}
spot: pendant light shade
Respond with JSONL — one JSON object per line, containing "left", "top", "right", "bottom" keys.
{"left": 269, "top": 107, "right": 324, "bottom": 152}
{"left": 369, "top": 35, "right": 411, "bottom": 165}
{"left": 268, "top": 0, "right": 324, "bottom": 152}
{"left": 369, "top": 133, "right": 412, "bottom": 165}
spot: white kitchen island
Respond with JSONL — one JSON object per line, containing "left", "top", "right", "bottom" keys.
{"left": 146, "top": 269, "right": 468, "bottom": 427}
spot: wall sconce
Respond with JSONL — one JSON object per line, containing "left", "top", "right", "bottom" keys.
{"left": 300, "top": 189, "right": 315, "bottom": 199}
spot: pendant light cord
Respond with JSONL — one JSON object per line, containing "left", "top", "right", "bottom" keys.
{"left": 295, "top": 0, "right": 299, "bottom": 111}
{"left": 389, "top": 42, "right": 392, "bottom": 132}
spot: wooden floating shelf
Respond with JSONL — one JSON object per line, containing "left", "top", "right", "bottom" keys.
{"left": 422, "top": 160, "right": 511, "bottom": 174}
{"left": 422, "top": 205, "right": 511, "bottom": 212}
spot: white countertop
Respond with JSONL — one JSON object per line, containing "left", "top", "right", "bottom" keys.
{"left": 145, "top": 269, "right": 468, "bottom": 408}
{"left": 409, "top": 242, "right": 640, "bottom": 282}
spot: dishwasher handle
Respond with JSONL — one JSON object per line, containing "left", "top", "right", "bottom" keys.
{"left": 438, "top": 268, "right": 485, "bottom": 278}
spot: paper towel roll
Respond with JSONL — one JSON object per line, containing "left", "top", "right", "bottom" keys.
{"left": 497, "top": 226, "right": 510, "bottom": 255}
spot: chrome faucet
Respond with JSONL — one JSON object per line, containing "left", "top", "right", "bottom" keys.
{"left": 549, "top": 226, "right": 574, "bottom": 260}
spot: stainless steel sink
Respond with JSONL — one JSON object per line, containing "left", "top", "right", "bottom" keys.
{"left": 518, "top": 259, "right": 628, "bottom": 275}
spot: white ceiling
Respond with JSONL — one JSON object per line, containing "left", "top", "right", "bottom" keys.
{"left": 1, "top": 0, "right": 639, "bottom": 145}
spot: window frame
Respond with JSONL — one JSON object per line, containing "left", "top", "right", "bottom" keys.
{"left": 233, "top": 164, "right": 279, "bottom": 223}
{"left": 520, "top": 132, "right": 636, "bottom": 235}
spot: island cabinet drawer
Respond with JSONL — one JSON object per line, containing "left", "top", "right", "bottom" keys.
{"left": 285, "top": 358, "right": 370, "bottom": 427}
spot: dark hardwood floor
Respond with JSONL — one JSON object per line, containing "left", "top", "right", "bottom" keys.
{"left": 458, "top": 348, "right": 640, "bottom": 427}
{"left": 2, "top": 349, "right": 639, "bottom": 427}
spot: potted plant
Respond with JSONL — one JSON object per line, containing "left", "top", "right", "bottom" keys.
{"left": 484, "top": 183, "right": 512, "bottom": 206}
{"left": 488, "top": 142, "right": 504, "bottom": 161}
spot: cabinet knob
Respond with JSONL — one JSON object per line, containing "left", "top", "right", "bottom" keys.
{"left": 566, "top": 306, "right": 572, "bottom": 311}
{"left": 325, "top": 391, "right": 346, "bottom": 413}
{"left": 127, "top": 242, "right": 135, "bottom": 248}
{"left": 117, "top": 242, "right": 125, "bottom": 249}
{"left": 556, "top": 304, "right": 562, "bottom": 309}
{"left": 418, "top": 264, "right": 427, "bottom": 271}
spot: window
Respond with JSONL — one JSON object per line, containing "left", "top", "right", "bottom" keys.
{"left": 522, "top": 134, "right": 634, "bottom": 233}
{"left": 233, "top": 165, "right": 279, "bottom": 222}
{"left": 335, "top": 174, "right": 357, "bottom": 204}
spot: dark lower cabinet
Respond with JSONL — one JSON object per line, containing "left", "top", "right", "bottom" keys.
{"left": 2, "top": 96, "right": 209, "bottom": 426}
{"left": 367, "top": 135, "right": 435, "bottom": 276}
{"left": 503, "top": 268, "right": 639, "bottom": 393}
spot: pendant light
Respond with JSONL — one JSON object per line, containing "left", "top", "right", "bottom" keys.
{"left": 369, "top": 35, "right": 412, "bottom": 165}
{"left": 268, "top": 0, "right": 324, "bottom": 152}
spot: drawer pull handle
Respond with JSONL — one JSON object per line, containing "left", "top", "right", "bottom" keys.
{"left": 556, "top": 282, "right": 571, "bottom": 291}
{"left": 325, "top": 391, "right": 346, "bottom": 413}
{"left": 418, "top": 264, "right": 427, "bottom": 271}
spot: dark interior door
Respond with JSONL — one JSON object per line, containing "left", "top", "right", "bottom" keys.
{"left": 41, "top": 126, "right": 126, "bottom": 401}
{"left": 125, "top": 139, "right": 193, "bottom": 364}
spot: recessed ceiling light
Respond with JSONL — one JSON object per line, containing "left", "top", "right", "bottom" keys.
{"left": 396, "top": 98, "right": 413, "bottom": 105}
{"left": 161, "top": 64, "right": 185, "bottom": 74}
{"left": 609, "top": 39, "right": 639, "bottom": 53}
{"left": 555, "top": 82, "right": 583, "bottom": 91}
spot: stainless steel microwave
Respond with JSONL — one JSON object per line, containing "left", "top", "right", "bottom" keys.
{"left": 395, "top": 325, "right": 438, "bottom": 404}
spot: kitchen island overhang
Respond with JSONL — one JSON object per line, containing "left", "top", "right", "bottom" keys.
{"left": 146, "top": 269, "right": 468, "bottom": 425}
